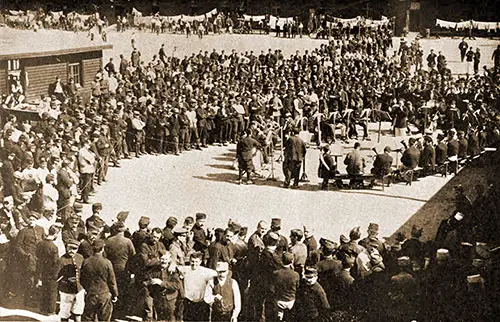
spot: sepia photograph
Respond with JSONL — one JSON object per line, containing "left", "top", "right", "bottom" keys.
{"left": 0, "top": 0, "right": 499, "bottom": 321}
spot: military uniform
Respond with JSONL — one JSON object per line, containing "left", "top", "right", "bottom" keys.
{"left": 36, "top": 237, "right": 60, "bottom": 314}
{"left": 58, "top": 251, "right": 85, "bottom": 320}
{"left": 147, "top": 265, "right": 183, "bottom": 321}
{"left": 80, "top": 252, "right": 118, "bottom": 322}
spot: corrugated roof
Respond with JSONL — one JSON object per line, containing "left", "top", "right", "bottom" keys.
{"left": 0, "top": 27, "right": 113, "bottom": 60}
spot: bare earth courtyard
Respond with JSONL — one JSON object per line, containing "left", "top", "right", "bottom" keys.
{"left": 2, "top": 26, "right": 498, "bottom": 242}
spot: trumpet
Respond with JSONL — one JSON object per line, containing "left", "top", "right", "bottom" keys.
{"left": 372, "top": 147, "right": 379, "bottom": 161}
{"left": 400, "top": 140, "right": 408, "bottom": 150}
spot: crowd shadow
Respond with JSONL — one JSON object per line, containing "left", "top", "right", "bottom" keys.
{"left": 213, "top": 156, "right": 234, "bottom": 162}
{"left": 194, "top": 171, "right": 321, "bottom": 192}
{"left": 206, "top": 164, "right": 235, "bottom": 170}
{"left": 334, "top": 189, "right": 429, "bottom": 203}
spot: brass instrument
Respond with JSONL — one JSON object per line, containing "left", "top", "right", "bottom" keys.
{"left": 400, "top": 140, "right": 409, "bottom": 150}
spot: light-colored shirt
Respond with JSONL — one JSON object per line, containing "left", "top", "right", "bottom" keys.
{"left": 178, "top": 265, "right": 217, "bottom": 302}
{"left": 204, "top": 277, "right": 241, "bottom": 318}
{"left": 290, "top": 242, "right": 308, "bottom": 266}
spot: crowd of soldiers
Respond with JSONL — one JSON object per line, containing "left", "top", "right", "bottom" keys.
{"left": 0, "top": 15, "right": 500, "bottom": 320}
{"left": 1, "top": 182, "right": 500, "bottom": 321}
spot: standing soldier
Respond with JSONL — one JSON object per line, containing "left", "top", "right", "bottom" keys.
{"left": 56, "top": 158, "right": 74, "bottom": 222}
{"left": 80, "top": 239, "right": 118, "bottom": 322}
{"left": 283, "top": 128, "right": 306, "bottom": 189}
{"left": 426, "top": 49, "right": 436, "bottom": 70}
{"left": 14, "top": 211, "right": 45, "bottom": 305}
{"left": 77, "top": 136, "right": 95, "bottom": 204}
{"left": 109, "top": 112, "right": 125, "bottom": 160}
{"left": 35, "top": 224, "right": 61, "bottom": 315}
{"left": 473, "top": 48, "right": 481, "bottom": 74}
{"left": 192, "top": 213, "right": 210, "bottom": 259}
{"left": 267, "top": 252, "right": 300, "bottom": 321}
{"left": 196, "top": 103, "right": 209, "bottom": 148}
{"left": 147, "top": 251, "right": 183, "bottom": 321}
{"left": 169, "top": 108, "right": 181, "bottom": 155}
{"left": 458, "top": 38, "right": 468, "bottom": 62}
{"left": 137, "top": 227, "right": 167, "bottom": 320}
{"left": 236, "top": 129, "right": 261, "bottom": 185}
{"left": 465, "top": 47, "right": 474, "bottom": 74}
{"left": 58, "top": 239, "right": 85, "bottom": 322}
{"left": 96, "top": 127, "right": 112, "bottom": 183}
{"left": 105, "top": 221, "right": 136, "bottom": 312}
{"left": 386, "top": 256, "right": 418, "bottom": 321}
{"left": 293, "top": 267, "right": 330, "bottom": 322}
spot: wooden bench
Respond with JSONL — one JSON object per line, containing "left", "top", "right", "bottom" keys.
{"left": 328, "top": 173, "right": 376, "bottom": 190}
{"left": 398, "top": 166, "right": 423, "bottom": 185}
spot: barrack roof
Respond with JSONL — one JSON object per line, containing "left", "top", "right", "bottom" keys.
{"left": 0, "top": 27, "right": 112, "bottom": 60}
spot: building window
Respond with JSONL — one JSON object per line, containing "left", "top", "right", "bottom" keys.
{"left": 7, "top": 59, "right": 22, "bottom": 93}
{"left": 8, "top": 59, "right": 20, "bottom": 72}
{"left": 7, "top": 59, "right": 21, "bottom": 78}
{"left": 68, "top": 63, "right": 82, "bottom": 87}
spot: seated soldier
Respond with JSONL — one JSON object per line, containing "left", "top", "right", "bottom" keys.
{"left": 344, "top": 142, "right": 366, "bottom": 187}
{"left": 401, "top": 137, "right": 421, "bottom": 170}
{"left": 371, "top": 146, "right": 393, "bottom": 177}
{"left": 318, "top": 145, "right": 337, "bottom": 190}
{"left": 399, "top": 137, "right": 421, "bottom": 183}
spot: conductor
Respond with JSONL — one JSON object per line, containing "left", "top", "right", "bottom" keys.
{"left": 283, "top": 128, "right": 307, "bottom": 189}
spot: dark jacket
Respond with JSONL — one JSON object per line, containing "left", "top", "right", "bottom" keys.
{"left": 148, "top": 266, "right": 182, "bottom": 301}
{"left": 458, "top": 138, "right": 468, "bottom": 159}
{"left": 447, "top": 139, "right": 459, "bottom": 157}
{"left": 401, "top": 146, "right": 420, "bottom": 169}
{"left": 36, "top": 238, "right": 60, "bottom": 280}
{"left": 435, "top": 142, "right": 448, "bottom": 165}
{"left": 294, "top": 281, "right": 330, "bottom": 321}
{"left": 15, "top": 225, "right": 45, "bottom": 272}
{"left": 58, "top": 253, "right": 84, "bottom": 294}
{"left": 420, "top": 144, "right": 436, "bottom": 170}
{"left": 285, "top": 135, "right": 306, "bottom": 162}
{"left": 80, "top": 253, "right": 118, "bottom": 297}
{"left": 256, "top": 248, "right": 283, "bottom": 292}
{"left": 271, "top": 267, "right": 300, "bottom": 302}
{"left": 237, "top": 136, "right": 261, "bottom": 162}
{"left": 372, "top": 153, "right": 393, "bottom": 176}
{"left": 192, "top": 224, "right": 209, "bottom": 252}
{"left": 318, "top": 152, "right": 336, "bottom": 179}
{"left": 344, "top": 149, "right": 365, "bottom": 175}
{"left": 105, "top": 234, "right": 136, "bottom": 273}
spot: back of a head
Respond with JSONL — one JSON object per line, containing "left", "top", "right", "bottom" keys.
{"left": 354, "top": 142, "right": 361, "bottom": 149}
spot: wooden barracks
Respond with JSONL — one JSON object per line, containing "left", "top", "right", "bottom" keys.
{"left": 0, "top": 28, "right": 112, "bottom": 102}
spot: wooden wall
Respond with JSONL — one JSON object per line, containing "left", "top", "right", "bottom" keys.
{"left": 24, "top": 62, "right": 67, "bottom": 101}
{"left": 0, "top": 61, "right": 7, "bottom": 98}
{"left": 1, "top": 50, "right": 103, "bottom": 103}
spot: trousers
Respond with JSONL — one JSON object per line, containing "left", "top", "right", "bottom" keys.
{"left": 82, "top": 292, "right": 113, "bottom": 322}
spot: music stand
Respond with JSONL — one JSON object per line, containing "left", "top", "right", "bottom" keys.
{"left": 266, "top": 140, "right": 278, "bottom": 181}
{"left": 421, "top": 104, "right": 433, "bottom": 132}
{"left": 449, "top": 108, "right": 459, "bottom": 129}
{"left": 316, "top": 113, "right": 324, "bottom": 147}
{"left": 344, "top": 109, "right": 353, "bottom": 139}
{"left": 300, "top": 157, "right": 309, "bottom": 182}
{"left": 371, "top": 109, "right": 392, "bottom": 143}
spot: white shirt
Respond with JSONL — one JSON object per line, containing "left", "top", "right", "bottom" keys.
{"left": 186, "top": 110, "right": 197, "bottom": 128}
{"left": 178, "top": 266, "right": 217, "bottom": 302}
{"left": 43, "top": 183, "right": 59, "bottom": 210}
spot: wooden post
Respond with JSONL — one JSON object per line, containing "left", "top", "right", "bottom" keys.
{"left": 317, "top": 113, "right": 322, "bottom": 147}
{"left": 378, "top": 119, "right": 382, "bottom": 143}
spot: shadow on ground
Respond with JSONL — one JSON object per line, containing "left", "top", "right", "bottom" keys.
{"left": 194, "top": 172, "right": 321, "bottom": 191}
{"left": 387, "top": 157, "right": 494, "bottom": 243}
